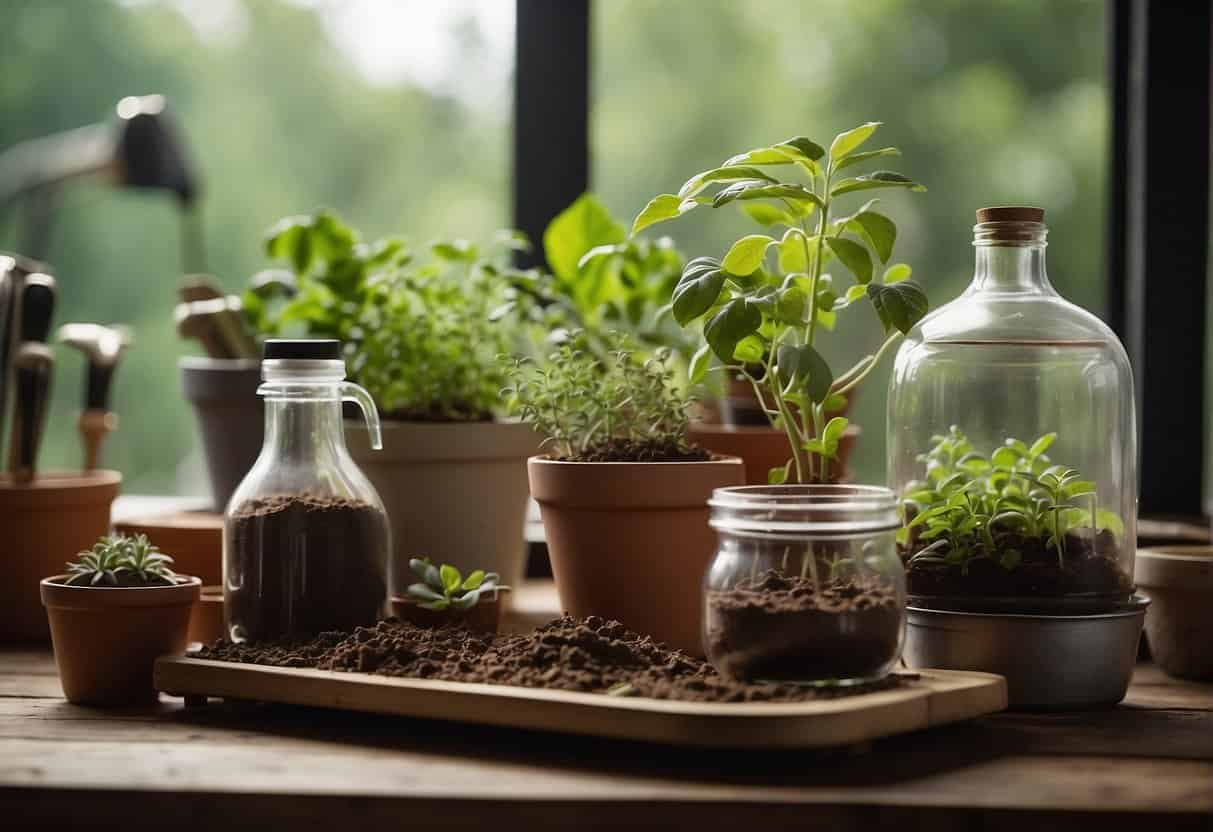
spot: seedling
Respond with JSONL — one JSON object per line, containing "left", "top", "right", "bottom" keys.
{"left": 634, "top": 123, "right": 928, "bottom": 483}
{"left": 406, "top": 557, "right": 508, "bottom": 611}
{"left": 65, "top": 534, "right": 178, "bottom": 587}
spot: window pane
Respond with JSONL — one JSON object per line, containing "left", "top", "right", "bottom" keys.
{"left": 593, "top": 0, "right": 1107, "bottom": 484}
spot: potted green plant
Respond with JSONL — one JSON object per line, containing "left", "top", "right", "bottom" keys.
{"left": 507, "top": 332, "right": 745, "bottom": 653}
{"left": 241, "top": 212, "right": 543, "bottom": 597}
{"left": 40, "top": 533, "right": 201, "bottom": 705}
{"left": 392, "top": 557, "right": 510, "bottom": 634}
{"left": 634, "top": 124, "right": 928, "bottom": 680}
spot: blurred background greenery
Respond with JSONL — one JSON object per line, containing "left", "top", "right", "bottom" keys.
{"left": 0, "top": 0, "right": 1105, "bottom": 494}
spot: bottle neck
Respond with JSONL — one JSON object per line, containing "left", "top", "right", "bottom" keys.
{"left": 262, "top": 393, "right": 347, "bottom": 465}
{"left": 968, "top": 222, "right": 1054, "bottom": 295}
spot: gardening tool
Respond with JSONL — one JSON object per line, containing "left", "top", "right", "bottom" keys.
{"left": 175, "top": 296, "right": 258, "bottom": 360}
{"left": 57, "top": 323, "right": 133, "bottom": 471}
{"left": 0, "top": 259, "right": 14, "bottom": 450}
{"left": 179, "top": 274, "right": 225, "bottom": 304}
{"left": 7, "top": 342, "right": 53, "bottom": 483}
{"left": 0, "top": 255, "right": 52, "bottom": 451}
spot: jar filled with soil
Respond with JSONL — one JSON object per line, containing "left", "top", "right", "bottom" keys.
{"left": 704, "top": 485, "right": 906, "bottom": 685}
{"left": 223, "top": 339, "right": 389, "bottom": 642}
{"left": 887, "top": 208, "right": 1136, "bottom": 614}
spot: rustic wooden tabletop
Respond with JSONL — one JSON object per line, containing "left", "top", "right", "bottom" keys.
{"left": 3, "top": 581, "right": 1211, "bottom": 830}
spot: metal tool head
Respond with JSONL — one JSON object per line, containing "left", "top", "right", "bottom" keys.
{"left": 115, "top": 95, "right": 199, "bottom": 204}
{"left": 57, "top": 323, "right": 133, "bottom": 367}
{"left": 179, "top": 273, "right": 225, "bottom": 303}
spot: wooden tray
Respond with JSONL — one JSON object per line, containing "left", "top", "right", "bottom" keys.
{"left": 155, "top": 657, "right": 1006, "bottom": 749}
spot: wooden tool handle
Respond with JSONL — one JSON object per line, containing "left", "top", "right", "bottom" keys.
{"left": 8, "top": 343, "right": 53, "bottom": 483}
{"left": 78, "top": 409, "right": 117, "bottom": 472}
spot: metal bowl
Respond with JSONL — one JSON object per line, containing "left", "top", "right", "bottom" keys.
{"left": 904, "top": 595, "right": 1150, "bottom": 709}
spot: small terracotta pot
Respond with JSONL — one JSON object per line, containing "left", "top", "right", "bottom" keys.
{"left": 1136, "top": 546, "right": 1213, "bottom": 680}
{"left": 190, "top": 585, "right": 225, "bottom": 644}
{"left": 41, "top": 574, "right": 201, "bottom": 705}
{"left": 529, "top": 455, "right": 745, "bottom": 654}
{"left": 689, "top": 424, "right": 860, "bottom": 485}
{"left": 391, "top": 595, "right": 503, "bottom": 634}
{"left": 180, "top": 357, "right": 263, "bottom": 512}
{"left": 1, "top": 470, "right": 121, "bottom": 641}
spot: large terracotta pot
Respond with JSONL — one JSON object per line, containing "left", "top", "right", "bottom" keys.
{"left": 1, "top": 471, "right": 121, "bottom": 641}
{"left": 347, "top": 420, "right": 540, "bottom": 602}
{"left": 689, "top": 424, "right": 860, "bottom": 485}
{"left": 180, "top": 357, "right": 263, "bottom": 511}
{"left": 40, "top": 574, "right": 201, "bottom": 705}
{"left": 528, "top": 455, "right": 745, "bottom": 654}
{"left": 1137, "top": 546, "right": 1213, "bottom": 680}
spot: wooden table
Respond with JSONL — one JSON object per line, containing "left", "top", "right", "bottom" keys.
{"left": 3, "top": 583, "right": 1212, "bottom": 830}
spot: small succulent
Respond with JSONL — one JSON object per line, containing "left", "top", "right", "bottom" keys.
{"left": 406, "top": 557, "right": 508, "bottom": 611}
{"left": 65, "top": 534, "right": 178, "bottom": 587}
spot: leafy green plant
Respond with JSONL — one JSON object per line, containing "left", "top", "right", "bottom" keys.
{"left": 242, "top": 210, "right": 545, "bottom": 421}
{"left": 634, "top": 124, "right": 928, "bottom": 483}
{"left": 902, "top": 426, "right": 1124, "bottom": 572}
{"left": 502, "top": 331, "right": 701, "bottom": 461}
{"left": 406, "top": 557, "right": 507, "bottom": 611}
{"left": 64, "top": 534, "right": 178, "bottom": 587}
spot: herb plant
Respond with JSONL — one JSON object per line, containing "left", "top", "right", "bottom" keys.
{"left": 242, "top": 211, "right": 542, "bottom": 421}
{"left": 502, "top": 331, "right": 703, "bottom": 462}
{"left": 65, "top": 534, "right": 178, "bottom": 587}
{"left": 406, "top": 557, "right": 507, "bottom": 611}
{"left": 634, "top": 123, "right": 928, "bottom": 483}
{"left": 902, "top": 426, "right": 1125, "bottom": 574}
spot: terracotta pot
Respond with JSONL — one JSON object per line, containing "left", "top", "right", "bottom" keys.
{"left": 391, "top": 595, "right": 503, "bottom": 634}
{"left": 347, "top": 420, "right": 540, "bottom": 603}
{"left": 190, "top": 585, "right": 225, "bottom": 644}
{"left": 1, "top": 470, "right": 121, "bottom": 641}
{"left": 180, "top": 357, "right": 263, "bottom": 511}
{"left": 40, "top": 574, "right": 201, "bottom": 705}
{"left": 689, "top": 424, "right": 860, "bottom": 485}
{"left": 528, "top": 455, "right": 745, "bottom": 654}
{"left": 1136, "top": 546, "right": 1213, "bottom": 680}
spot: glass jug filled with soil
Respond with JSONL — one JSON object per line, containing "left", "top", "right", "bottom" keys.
{"left": 223, "top": 339, "right": 389, "bottom": 642}
{"left": 704, "top": 485, "right": 906, "bottom": 685}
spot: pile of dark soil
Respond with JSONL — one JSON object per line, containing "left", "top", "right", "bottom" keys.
{"left": 200, "top": 614, "right": 908, "bottom": 703}
{"left": 706, "top": 571, "right": 903, "bottom": 683}
{"left": 905, "top": 529, "right": 1135, "bottom": 613}
{"left": 226, "top": 495, "right": 388, "bottom": 642}
{"left": 561, "top": 439, "right": 710, "bottom": 463}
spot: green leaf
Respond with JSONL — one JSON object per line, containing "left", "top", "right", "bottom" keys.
{"left": 740, "top": 202, "right": 795, "bottom": 227}
{"left": 722, "top": 234, "right": 774, "bottom": 275}
{"left": 451, "top": 592, "right": 480, "bottom": 610}
{"left": 826, "top": 237, "right": 873, "bottom": 284}
{"left": 831, "top": 171, "right": 927, "bottom": 197}
{"left": 421, "top": 598, "right": 451, "bottom": 611}
{"left": 778, "top": 230, "right": 811, "bottom": 273}
{"left": 768, "top": 459, "right": 792, "bottom": 485}
{"left": 723, "top": 136, "right": 825, "bottom": 167}
{"left": 1095, "top": 510, "right": 1125, "bottom": 537}
{"left": 823, "top": 416, "right": 849, "bottom": 444}
{"left": 867, "top": 280, "right": 928, "bottom": 334}
{"left": 842, "top": 284, "right": 868, "bottom": 304}
{"left": 733, "top": 334, "right": 766, "bottom": 363}
{"left": 829, "top": 122, "right": 881, "bottom": 162}
{"left": 775, "top": 286, "right": 809, "bottom": 324}
{"left": 431, "top": 239, "right": 478, "bottom": 262}
{"left": 991, "top": 446, "right": 1020, "bottom": 468}
{"left": 407, "top": 583, "right": 445, "bottom": 603}
{"left": 688, "top": 342, "right": 713, "bottom": 384}
{"left": 678, "top": 166, "right": 777, "bottom": 199}
{"left": 883, "top": 263, "right": 912, "bottom": 283}
{"left": 713, "top": 181, "right": 822, "bottom": 209}
{"left": 440, "top": 564, "right": 462, "bottom": 593}
{"left": 704, "top": 298, "right": 761, "bottom": 362}
{"left": 851, "top": 211, "right": 897, "bottom": 263}
{"left": 1029, "top": 433, "right": 1057, "bottom": 458}
{"left": 543, "top": 193, "right": 626, "bottom": 282}
{"left": 777, "top": 343, "right": 833, "bottom": 403}
{"left": 672, "top": 257, "right": 726, "bottom": 325}
{"left": 461, "top": 570, "right": 486, "bottom": 591}
{"left": 834, "top": 146, "right": 901, "bottom": 171}
{"left": 631, "top": 194, "right": 694, "bottom": 236}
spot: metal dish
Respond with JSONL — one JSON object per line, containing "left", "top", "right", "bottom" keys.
{"left": 904, "top": 595, "right": 1149, "bottom": 709}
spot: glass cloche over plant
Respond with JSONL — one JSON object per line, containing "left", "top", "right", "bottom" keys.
{"left": 888, "top": 207, "right": 1136, "bottom": 614}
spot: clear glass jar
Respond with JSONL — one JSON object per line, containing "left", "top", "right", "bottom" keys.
{"left": 888, "top": 207, "right": 1137, "bottom": 614}
{"left": 703, "top": 485, "right": 906, "bottom": 685}
{"left": 223, "top": 339, "right": 389, "bottom": 642}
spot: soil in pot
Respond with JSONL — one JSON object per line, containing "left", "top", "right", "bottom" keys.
{"left": 904, "top": 529, "right": 1134, "bottom": 613}
{"left": 705, "top": 570, "right": 902, "bottom": 683}
{"left": 200, "top": 613, "right": 908, "bottom": 703}
{"left": 548, "top": 439, "right": 710, "bottom": 463}
{"left": 227, "top": 495, "right": 387, "bottom": 641}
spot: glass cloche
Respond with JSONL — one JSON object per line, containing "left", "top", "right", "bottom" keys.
{"left": 887, "top": 207, "right": 1136, "bottom": 614}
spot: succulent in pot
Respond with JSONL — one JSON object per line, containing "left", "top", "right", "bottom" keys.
{"left": 392, "top": 557, "right": 510, "bottom": 634}
{"left": 40, "top": 534, "right": 201, "bottom": 705}
{"left": 635, "top": 124, "right": 927, "bottom": 682}
{"left": 506, "top": 332, "right": 745, "bottom": 653}
{"left": 241, "top": 212, "right": 544, "bottom": 597}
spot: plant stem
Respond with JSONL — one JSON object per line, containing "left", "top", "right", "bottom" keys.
{"left": 830, "top": 332, "right": 903, "bottom": 397}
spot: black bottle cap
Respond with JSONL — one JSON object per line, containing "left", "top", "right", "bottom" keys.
{"left": 263, "top": 339, "right": 341, "bottom": 360}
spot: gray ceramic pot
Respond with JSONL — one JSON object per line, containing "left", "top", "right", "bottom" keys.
{"left": 180, "top": 357, "right": 262, "bottom": 511}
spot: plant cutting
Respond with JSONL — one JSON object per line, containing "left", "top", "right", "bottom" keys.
{"left": 635, "top": 124, "right": 924, "bottom": 681}
{"left": 900, "top": 426, "right": 1133, "bottom": 612}
{"left": 242, "top": 211, "right": 543, "bottom": 596}
{"left": 40, "top": 533, "right": 201, "bottom": 705}
{"left": 391, "top": 557, "right": 510, "bottom": 633}
{"left": 509, "top": 332, "right": 744, "bottom": 653}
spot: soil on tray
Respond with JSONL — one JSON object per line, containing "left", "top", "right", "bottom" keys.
{"left": 557, "top": 438, "right": 711, "bottom": 463}
{"left": 199, "top": 613, "right": 911, "bottom": 703}
{"left": 904, "top": 528, "right": 1135, "bottom": 613}
{"left": 226, "top": 494, "right": 388, "bottom": 642}
{"left": 705, "top": 571, "right": 903, "bottom": 683}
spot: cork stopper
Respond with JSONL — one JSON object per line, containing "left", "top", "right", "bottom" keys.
{"left": 976, "top": 206, "right": 1045, "bottom": 223}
